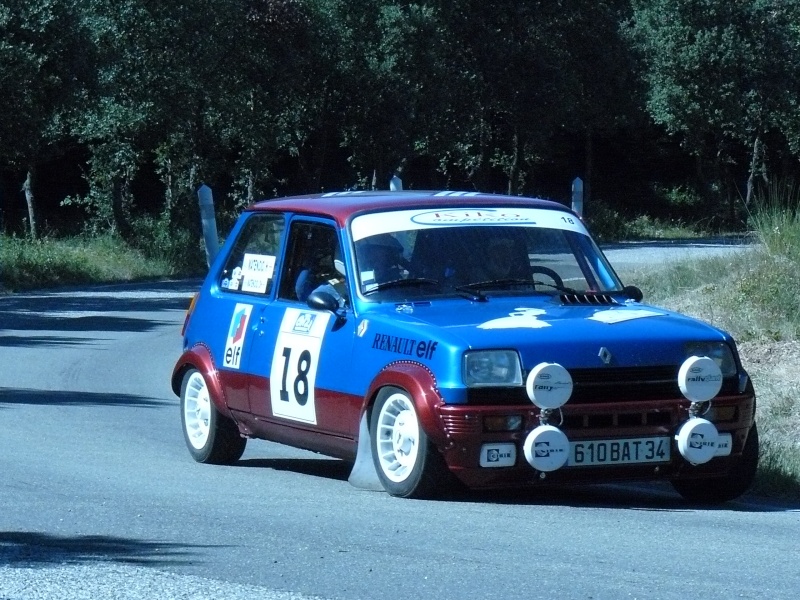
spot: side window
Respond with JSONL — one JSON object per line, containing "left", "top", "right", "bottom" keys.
{"left": 219, "top": 213, "right": 285, "bottom": 296}
{"left": 278, "top": 220, "right": 347, "bottom": 305}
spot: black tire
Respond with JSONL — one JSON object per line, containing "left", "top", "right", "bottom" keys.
{"left": 180, "top": 369, "right": 246, "bottom": 465}
{"left": 370, "top": 387, "right": 450, "bottom": 498}
{"left": 671, "top": 423, "right": 759, "bottom": 504}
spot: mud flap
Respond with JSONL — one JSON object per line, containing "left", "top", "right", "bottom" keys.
{"left": 347, "top": 412, "right": 384, "bottom": 491}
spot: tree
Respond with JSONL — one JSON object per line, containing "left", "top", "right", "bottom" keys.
{"left": 304, "top": 0, "right": 451, "bottom": 190}
{"left": 0, "top": 0, "right": 91, "bottom": 237}
{"left": 428, "top": 1, "right": 635, "bottom": 195}
{"left": 628, "top": 0, "right": 800, "bottom": 215}
{"left": 556, "top": 1, "right": 645, "bottom": 204}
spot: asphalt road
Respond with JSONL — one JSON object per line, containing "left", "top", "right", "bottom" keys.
{"left": 602, "top": 236, "right": 758, "bottom": 276}
{"left": 2, "top": 241, "right": 799, "bottom": 600}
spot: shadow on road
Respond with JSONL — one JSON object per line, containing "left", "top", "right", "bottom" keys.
{"left": 0, "top": 314, "right": 175, "bottom": 335}
{"left": 236, "top": 457, "right": 351, "bottom": 482}
{"left": 0, "top": 334, "right": 110, "bottom": 348}
{"left": 0, "top": 387, "right": 171, "bottom": 408}
{"left": 444, "top": 482, "right": 800, "bottom": 514}
{"left": 0, "top": 279, "right": 199, "bottom": 334}
{"left": 233, "top": 456, "right": 799, "bottom": 514}
{"left": 0, "top": 531, "right": 215, "bottom": 567}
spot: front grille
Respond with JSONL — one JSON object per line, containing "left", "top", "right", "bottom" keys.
{"left": 466, "top": 366, "right": 739, "bottom": 405}
{"left": 439, "top": 413, "right": 482, "bottom": 435}
{"left": 570, "top": 366, "right": 680, "bottom": 403}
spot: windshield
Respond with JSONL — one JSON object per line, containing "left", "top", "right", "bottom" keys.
{"left": 350, "top": 207, "right": 623, "bottom": 300}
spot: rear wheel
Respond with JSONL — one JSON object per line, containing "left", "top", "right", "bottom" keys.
{"left": 671, "top": 423, "right": 759, "bottom": 504}
{"left": 370, "top": 387, "right": 449, "bottom": 498}
{"left": 180, "top": 369, "right": 246, "bottom": 464}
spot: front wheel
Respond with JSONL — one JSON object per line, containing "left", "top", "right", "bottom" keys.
{"left": 370, "top": 387, "right": 449, "bottom": 498}
{"left": 671, "top": 423, "right": 759, "bottom": 504}
{"left": 180, "top": 369, "right": 246, "bottom": 465}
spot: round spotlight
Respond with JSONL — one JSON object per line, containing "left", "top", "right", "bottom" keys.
{"left": 525, "top": 362, "right": 573, "bottom": 409}
{"left": 675, "top": 418, "right": 720, "bottom": 465}
{"left": 523, "top": 425, "right": 570, "bottom": 472}
{"left": 678, "top": 356, "right": 722, "bottom": 403}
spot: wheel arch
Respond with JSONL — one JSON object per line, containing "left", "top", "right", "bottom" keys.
{"left": 348, "top": 360, "right": 450, "bottom": 494}
{"left": 171, "top": 343, "right": 231, "bottom": 418}
{"left": 362, "top": 361, "right": 447, "bottom": 445}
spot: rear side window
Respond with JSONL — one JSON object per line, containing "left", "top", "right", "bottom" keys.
{"left": 219, "top": 213, "right": 285, "bottom": 296}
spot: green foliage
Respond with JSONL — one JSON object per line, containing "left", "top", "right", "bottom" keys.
{"left": 584, "top": 201, "right": 705, "bottom": 242}
{"left": 652, "top": 184, "right": 704, "bottom": 210}
{"left": 128, "top": 213, "right": 207, "bottom": 274}
{"left": 627, "top": 0, "right": 800, "bottom": 204}
{"left": 0, "top": 0, "right": 91, "bottom": 163}
{"left": 583, "top": 203, "right": 630, "bottom": 241}
{"left": 628, "top": 0, "right": 800, "bottom": 143}
{"left": 3, "top": 0, "right": 800, "bottom": 241}
{"left": 428, "top": 1, "right": 637, "bottom": 193}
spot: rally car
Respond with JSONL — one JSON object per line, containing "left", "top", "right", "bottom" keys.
{"left": 172, "top": 190, "right": 758, "bottom": 502}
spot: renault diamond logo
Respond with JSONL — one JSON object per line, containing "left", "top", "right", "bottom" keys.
{"left": 598, "top": 347, "right": 612, "bottom": 365}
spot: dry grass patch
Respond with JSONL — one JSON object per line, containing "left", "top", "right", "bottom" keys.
{"left": 625, "top": 249, "right": 800, "bottom": 499}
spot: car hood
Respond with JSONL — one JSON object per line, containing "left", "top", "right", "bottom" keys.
{"left": 359, "top": 296, "right": 731, "bottom": 369}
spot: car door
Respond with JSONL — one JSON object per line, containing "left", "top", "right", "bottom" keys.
{"left": 245, "top": 218, "right": 361, "bottom": 440}
{"left": 210, "top": 212, "right": 286, "bottom": 415}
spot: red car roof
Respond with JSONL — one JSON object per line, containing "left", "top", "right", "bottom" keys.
{"left": 248, "top": 190, "right": 570, "bottom": 227}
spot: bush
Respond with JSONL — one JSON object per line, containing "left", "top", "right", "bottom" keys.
{"left": 584, "top": 201, "right": 704, "bottom": 242}
{"left": 129, "top": 213, "right": 208, "bottom": 274}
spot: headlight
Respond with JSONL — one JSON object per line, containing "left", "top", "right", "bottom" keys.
{"left": 463, "top": 350, "right": 523, "bottom": 387}
{"left": 684, "top": 342, "right": 737, "bottom": 376}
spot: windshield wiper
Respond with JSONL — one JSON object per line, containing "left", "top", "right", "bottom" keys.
{"left": 362, "top": 277, "right": 441, "bottom": 295}
{"left": 455, "top": 278, "right": 577, "bottom": 294}
{"left": 531, "top": 280, "right": 578, "bottom": 293}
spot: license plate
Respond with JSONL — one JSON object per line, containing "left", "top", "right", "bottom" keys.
{"left": 568, "top": 437, "right": 671, "bottom": 467}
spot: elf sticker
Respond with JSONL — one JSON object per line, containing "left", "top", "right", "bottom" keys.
{"left": 223, "top": 303, "right": 253, "bottom": 369}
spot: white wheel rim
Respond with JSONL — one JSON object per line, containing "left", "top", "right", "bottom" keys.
{"left": 183, "top": 372, "right": 211, "bottom": 450}
{"left": 376, "top": 392, "right": 420, "bottom": 483}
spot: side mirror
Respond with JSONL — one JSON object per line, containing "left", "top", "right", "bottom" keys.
{"left": 307, "top": 290, "right": 340, "bottom": 312}
{"left": 622, "top": 285, "right": 644, "bottom": 302}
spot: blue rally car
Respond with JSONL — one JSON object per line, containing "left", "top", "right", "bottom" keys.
{"left": 172, "top": 191, "right": 758, "bottom": 502}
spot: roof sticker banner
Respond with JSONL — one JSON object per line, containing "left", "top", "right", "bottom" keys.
{"left": 350, "top": 207, "right": 588, "bottom": 241}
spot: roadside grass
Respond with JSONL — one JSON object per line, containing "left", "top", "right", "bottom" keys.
{"left": 0, "top": 234, "right": 180, "bottom": 292}
{"left": 621, "top": 200, "right": 800, "bottom": 499}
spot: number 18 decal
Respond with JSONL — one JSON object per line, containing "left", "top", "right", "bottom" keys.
{"left": 270, "top": 308, "right": 331, "bottom": 424}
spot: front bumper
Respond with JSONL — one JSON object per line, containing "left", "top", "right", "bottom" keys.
{"left": 435, "top": 393, "right": 756, "bottom": 489}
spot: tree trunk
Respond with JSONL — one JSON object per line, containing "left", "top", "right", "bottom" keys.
{"left": 22, "top": 167, "right": 37, "bottom": 239}
{"left": 163, "top": 157, "right": 174, "bottom": 216}
{"left": 111, "top": 176, "right": 133, "bottom": 241}
{"left": 584, "top": 130, "right": 593, "bottom": 204}
{"left": 725, "top": 163, "right": 736, "bottom": 225}
{"left": 507, "top": 128, "right": 523, "bottom": 196}
{"left": 745, "top": 135, "right": 763, "bottom": 206}
{"left": 246, "top": 168, "right": 255, "bottom": 205}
